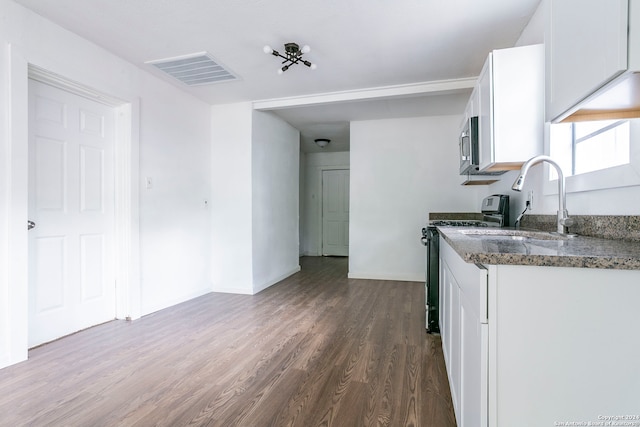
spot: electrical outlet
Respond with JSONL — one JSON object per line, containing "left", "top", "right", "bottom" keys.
{"left": 527, "top": 190, "right": 534, "bottom": 209}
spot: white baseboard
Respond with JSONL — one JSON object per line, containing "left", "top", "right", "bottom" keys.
{"left": 253, "top": 265, "right": 301, "bottom": 294}
{"left": 211, "top": 285, "right": 254, "bottom": 295}
{"left": 211, "top": 265, "right": 302, "bottom": 295}
{"left": 301, "top": 251, "right": 320, "bottom": 256}
{"left": 348, "top": 271, "right": 424, "bottom": 282}
{"left": 141, "top": 286, "right": 213, "bottom": 316}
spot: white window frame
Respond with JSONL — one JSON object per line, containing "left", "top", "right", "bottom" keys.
{"left": 543, "top": 120, "right": 640, "bottom": 195}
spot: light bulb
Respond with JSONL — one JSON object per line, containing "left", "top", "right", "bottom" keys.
{"left": 310, "top": 63, "right": 317, "bottom": 70}
{"left": 301, "top": 45, "right": 311, "bottom": 54}
{"left": 277, "top": 68, "right": 283, "bottom": 75}
{"left": 263, "top": 45, "right": 273, "bottom": 54}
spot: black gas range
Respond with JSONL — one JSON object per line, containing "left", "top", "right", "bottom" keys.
{"left": 420, "top": 195, "right": 510, "bottom": 333}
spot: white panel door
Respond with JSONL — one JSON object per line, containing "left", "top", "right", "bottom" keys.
{"left": 28, "top": 79, "right": 116, "bottom": 347}
{"left": 322, "top": 169, "right": 349, "bottom": 256}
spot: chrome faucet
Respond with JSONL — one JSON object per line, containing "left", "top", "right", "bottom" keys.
{"left": 511, "top": 155, "right": 574, "bottom": 234}
{"left": 514, "top": 200, "right": 530, "bottom": 229}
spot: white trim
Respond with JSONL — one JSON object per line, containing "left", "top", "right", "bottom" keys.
{"left": 114, "top": 100, "right": 141, "bottom": 320}
{"left": 27, "top": 64, "right": 140, "bottom": 322}
{"left": 544, "top": 120, "right": 640, "bottom": 196}
{"left": 28, "top": 64, "right": 125, "bottom": 107}
{"left": 211, "top": 286, "right": 254, "bottom": 295}
{"left": 301, "top": 251, "right": 321, "bottom": 256}
{"left": 253, "top": 266, "right": 301, "bottom": 294}
{"left": 212, "top": 265, "right": 302, "bottom": 295}
{"left": 0, "top": 44, "right": 8, "bottom": 368}
{"left": 141, "top": 287, "right": 212, "bottom": 317}
{"left": 252, "top": 78, "right": 477, "bottom": 110}
{"left": 347, "top": 272, "right": 423, "bottom": 282}
{"left": 316, "top": 165, "right": 350, "bottom": 256}
{"left": 1, "top": 43, "right": 30, "bottom": 368}
{"left": 320, "top": 168, "right": 350, "bottom": 257}
{"left": 1, "top": 52, "right": 140, "bottom": 369}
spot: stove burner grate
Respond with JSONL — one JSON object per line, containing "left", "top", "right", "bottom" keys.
{"left": 429, "top": 220, "right": 489, "bottom": 227}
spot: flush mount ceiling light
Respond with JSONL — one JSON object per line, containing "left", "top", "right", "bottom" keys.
{"left": 263, "top": 42, "right": 317, "bottom": 74}
{"left": 315, "top": 138, "right": 330, "bottom": 148}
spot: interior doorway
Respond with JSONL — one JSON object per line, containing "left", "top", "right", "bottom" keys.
{"left": 27, "top": 79, "right": 117, "bottom": 347}
{"left": 321, "top": 169, "right": 350, "bottom": 256}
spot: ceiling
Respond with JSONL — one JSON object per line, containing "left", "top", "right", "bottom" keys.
{"left": 14, "top": 0, "right": 541, "bottom": 152}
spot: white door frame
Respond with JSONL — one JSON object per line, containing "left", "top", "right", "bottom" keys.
{"left": 319, "top": 166, "right": 350, "bottom": 256}
{"left": 1, "top": 44, "right": 140, "bottom": 368}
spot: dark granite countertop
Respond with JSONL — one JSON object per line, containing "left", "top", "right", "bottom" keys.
{"left": 438, "top": 226, "right": 640, "bottom": 270}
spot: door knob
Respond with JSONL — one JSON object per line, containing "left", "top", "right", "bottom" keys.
{"left": 27, "top": 220, "right": 36, "bottom": 230}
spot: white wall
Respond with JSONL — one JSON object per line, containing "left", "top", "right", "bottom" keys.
{"left": 210, "top": 105, "right": 301, "bottom": 295}
{"left": 515, "top": 0, "right": 545, "bottom": 47}
{"left": 138, "top": 78, "right": 212, "bottom": 315}
{"left": 251, "top": 110, "right": 300, "bottom": 293}
{"left": 210, "top": 103, "right": 254, "bottom": 294}
{"left": 349, "top": 116, "right": 479, "bottom": 282}
{"left": 0, "top": 0, "right": 212, "bottom": 368}
{"left": 301, "top": 151, "right": 350, "bottom": 256}
{"left": 299, "top": 151, "right": 306, "bottom": 256}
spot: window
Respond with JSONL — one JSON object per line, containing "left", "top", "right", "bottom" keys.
{"left": 549, "top": 119, "right": 630, "bottom": 179}
{"left": 545, "top": 117, "right": 640, "bottom": 194}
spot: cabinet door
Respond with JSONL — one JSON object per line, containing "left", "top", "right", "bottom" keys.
{"left": 441, "top": 258, "right": 461, "bottom": 423}
{"left": 546, "top": 0, "right": 628, "bottom": 121}
{"left": 460, "top": 85, "right": 478, "bottom": 128}
{"left": 439, "top": 257, "right": 450, "bottom": 363}
{"left": 477, "top": 54, "right": 493, "bottom": 171}
{"left": 468, "top": 84, "right": 479, "bottom": 119}
{"left": 460, "top": 293, "right": 488, "bottom": 427}
{"left": 440, "top": 239, "right": 489, "bottom": 426}
{"left": 478, "top": 45, "right": 544, "bottom": 171}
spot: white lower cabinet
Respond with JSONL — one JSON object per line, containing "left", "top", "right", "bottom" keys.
{"left": 439, "top": 238, "right": 640, "bottom": 426}
{"left": 460, "top": 294, "right": 488, "bottom": 427}
{"left": 440, "top": 240, "right": 488, "bottom": 427}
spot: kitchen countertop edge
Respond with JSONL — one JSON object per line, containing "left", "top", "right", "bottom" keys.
{"left": 438, "top": 227, "right": 640, "bottom": 270}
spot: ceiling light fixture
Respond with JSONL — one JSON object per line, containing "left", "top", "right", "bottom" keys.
{"left": 315, "top": 138, "right": 330, "bottom": 148}
{"left": 263, "top": 42, "right": 317, "bottom": 74}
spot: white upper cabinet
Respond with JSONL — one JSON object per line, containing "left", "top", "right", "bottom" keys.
{"left": 465, "top": 84, "right": 479, "bottom": 123}
{"left": 478, "top": 44, "right": 544, "bottom": 172}
{"left": 460, "top": 85, "right": 499, "bottom": 185}
{"left": 546, "top": 0, "right": 637, "bottom": 122}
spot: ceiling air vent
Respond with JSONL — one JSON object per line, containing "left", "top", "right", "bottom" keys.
{"left": 146, "top": 52, "right": 238, "bottom": 86}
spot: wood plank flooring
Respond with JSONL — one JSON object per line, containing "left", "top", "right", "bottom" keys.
{"left": 0, "top": 256, "right": 456, "bottom": 427}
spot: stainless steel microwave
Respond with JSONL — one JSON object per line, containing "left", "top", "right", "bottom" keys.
{"left": 459, "top": 116, "right": 479, "bottom": 174}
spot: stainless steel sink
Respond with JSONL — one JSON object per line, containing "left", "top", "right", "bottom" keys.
{"left": 458, "top": 228, "right": 572, "bottom": 241}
